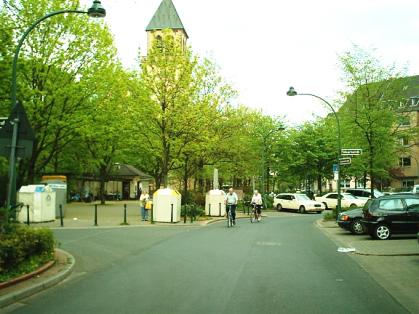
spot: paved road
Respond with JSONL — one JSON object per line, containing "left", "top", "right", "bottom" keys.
{"left": 5, "top": 215, "right": 408, "bottom": 314}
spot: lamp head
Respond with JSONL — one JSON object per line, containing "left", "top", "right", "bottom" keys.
{"left": 286, "top": 87, "right": 297, "bottom": 96}
{"left": 88, "top": 0, "right": 106, "bottom": 18}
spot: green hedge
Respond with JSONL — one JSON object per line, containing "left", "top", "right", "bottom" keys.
{"left": 0, "top": 224, "right": 55, "bottom": 281}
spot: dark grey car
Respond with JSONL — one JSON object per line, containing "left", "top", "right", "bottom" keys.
{"left": 337, "top": 207, "right": 365, "bottom": 235}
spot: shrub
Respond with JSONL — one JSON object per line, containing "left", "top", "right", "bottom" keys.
{"left": 0, "top": 225, "right": 55, "bottom": 279}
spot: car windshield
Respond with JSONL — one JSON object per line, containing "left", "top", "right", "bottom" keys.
{"left": 295, "top": 194, "right": 311, "bottom": 201}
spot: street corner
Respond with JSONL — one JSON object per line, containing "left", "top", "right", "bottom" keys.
{"left": 0, "top": 248, "right": 75, "bottom": 309}
{"left": 315, "top": 218, "right": 339, "bottom": 229}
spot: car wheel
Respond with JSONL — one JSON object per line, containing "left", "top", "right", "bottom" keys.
{"left": 374, "top": 224, "right": 391, "bottom": 240}
{"left": 350, "top": 219, "right": 365, "bottom": 235}
{"left": 322, "top": 202, "right": 328, "bottom": 210}
{"left": 299, "top": 206, "right": 306, "bottom": 214}
{"left": 276, "top": 204, "right": 283, "bottom": 211}
{"left": 349, "top": 203, "right": 357, "bottom": 209}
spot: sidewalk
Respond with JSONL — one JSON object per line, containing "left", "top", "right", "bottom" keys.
{"left": 316, "top": 218, "right": 419, "bottom": 314}
{"left": 0, "top": 249, "right": 75, "bottom": 309}
{"left": 23, "top": 201, "right": 219, "bottom": 229}
{"left": 316, "top": 219, "right": 419, "bottom": 256}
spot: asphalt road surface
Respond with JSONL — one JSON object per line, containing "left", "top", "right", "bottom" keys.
{"left": 6, "top": 215, "right": 409, "bottom": 314}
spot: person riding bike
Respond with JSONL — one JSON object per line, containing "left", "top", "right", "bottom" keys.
{"left": 251, "top": 190, "right": 263, "bottom": 221}
{"left": 225, "top": 188, "right": 238, "bottom": 225}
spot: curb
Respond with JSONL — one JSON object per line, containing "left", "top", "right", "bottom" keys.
{"left": 0, "top": 248, "right": 75, "bottom": 309}
{"left": 0, "top": 260, "right": 56, "bottom": 290}
{"left": 314, "top": 219, "right": 419, "bottom": 257}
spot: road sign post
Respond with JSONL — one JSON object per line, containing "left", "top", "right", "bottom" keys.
{"left": 341, "top": 149, "right": 362, "bottom": 156}
{"left": 339, "top": 157, "right": 352, "bottom": 165}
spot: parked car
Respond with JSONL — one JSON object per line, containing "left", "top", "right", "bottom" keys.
{"left": 361, "top": 194, "right": 419, "bottom": 240}
{"left": 273, "top": 193, "right": 325, "bottom": 213}
{"left": 337, "top": 206, "right": 366, "bottom": 235}
{"left": 345, "top": 188, "right": 384, "bottom": 200}
{"left": 316, "top": 192, "right": 366, "bottom": 210}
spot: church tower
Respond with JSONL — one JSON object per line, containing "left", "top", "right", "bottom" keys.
{"left": 146, "top": 0, "right": 188, "bottom": 52}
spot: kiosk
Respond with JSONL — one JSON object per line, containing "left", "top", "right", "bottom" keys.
{"left": 153, "top": 188, "right": 181, "bottom": 223}
{"left": 17, "top": 185, "right": 56, "bottom": 222}
{"left": 205, "top": 189, "right": 226, "bottom": 217}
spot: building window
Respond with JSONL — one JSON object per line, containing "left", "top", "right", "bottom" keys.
{"left": 410, "top": 96, "right": 419, "bottom": 107}
{"left": 399, "top": 157, "right": 411, "bottom": 167}
{"left": 155, "top": 35, "right": 163, "bottom": 51}
{"left": 402, "top": 180, "right": 415, "bottom": 188}
{"left": 340, "top": 180, "right": 350, "bottom": 188}
{"left": 399, "top": 137, "right": 409, "bottom": 146}
{"left": 399, "top": 115, "right": 411, "bottom": 127}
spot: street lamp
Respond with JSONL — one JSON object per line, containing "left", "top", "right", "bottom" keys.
{"left": 260, "top": 126, "right": 286, "bottom": 196}
{"left": 6, "top": 0, "right": 106, "bottom": 210}
{"left": 286, "top": 87, "right": 342, "bottom": 214}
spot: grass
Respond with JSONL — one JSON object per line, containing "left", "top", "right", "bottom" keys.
{"left": 0, "top": 253, "right": 54, "bottom": 283}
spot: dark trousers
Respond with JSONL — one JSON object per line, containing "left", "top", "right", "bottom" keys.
{"left": 226, "top": 204, "right": 236, "bottom": 220}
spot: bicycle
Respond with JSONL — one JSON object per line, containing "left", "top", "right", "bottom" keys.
{"left": 226, "top": 204, "right": 235, "bottom": 228}
{"left": 250, "top": 203, "right": 262, "bottom": 223}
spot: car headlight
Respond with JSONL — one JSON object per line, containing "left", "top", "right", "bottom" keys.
{"left": 340, "top": 215, "right": 349, "bottom": 221}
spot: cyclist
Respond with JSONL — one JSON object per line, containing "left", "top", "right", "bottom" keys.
{"left": 225, "top": 188, "right": 238, "bottom": 225}
{"left": 251, "top": 190, "right": 263, "bottom": 221}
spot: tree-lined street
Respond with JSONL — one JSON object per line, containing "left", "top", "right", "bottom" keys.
{"left": 4, "top": 215, "right": 409, "bottom": 314}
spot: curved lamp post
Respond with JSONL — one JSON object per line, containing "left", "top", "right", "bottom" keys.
{"left": 260, "top": 126, "right": 285, "bottom": 196}
{"left": 6, "top": 0, "right": 106, "bottom": 210}
{"left": 286, "top": 87, "right": 342, "bottom": 214}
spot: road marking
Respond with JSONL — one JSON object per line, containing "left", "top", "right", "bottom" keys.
{"left": 256, "top": 241, "right": 282, "bottom": 247}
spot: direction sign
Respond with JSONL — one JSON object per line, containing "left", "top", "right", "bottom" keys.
{"left": 339, "top": 157, "right": 352, "bottom": 165}
{"left": 341, "top": 149, "right": 362, "bottom": 156}
{"left": 0, "top": 102, "right": 34, "bottom": 158}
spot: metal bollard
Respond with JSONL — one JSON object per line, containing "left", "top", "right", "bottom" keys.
{"left": 208, "top": 203, "right": 211, "bottom": 216}
{"left": 59, "top": 204, "right": 64, "bottom": 227}
{"left": 171, "top": 204, "right": 174, "bottom": 223}
{"left": 190, "top": 205, "right": 194, "bottom": 223}
{"left": 123, "top": 204, "right": 128, "bottom": 225}
{"left": 26, "top": 205, "right": 30, "bottom": 226}
{"left": 94, "top": 204, "right": 98, "bottom": 226}
{"left": 151, "top": 204, "right": 154, "bottom": 224}
{"left": 219, "top": 203, "right": 221, "bottom": 217}
{"left": 183, "top": 205, "right": 187, "bottom": 224}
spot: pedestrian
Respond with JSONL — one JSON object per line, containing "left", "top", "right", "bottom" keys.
{"left": 251, "top": 190, "right": 263, "bottom": 221}
{"left": 139, "top": 190, "right": 150, "bottom": 221}
{"left": 225, "top": 187, "right": 238, "bottom": 225}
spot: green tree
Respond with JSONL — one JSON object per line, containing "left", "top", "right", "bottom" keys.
{"left": 0, "top": 0, "right": 117, "bottom": 185}
{"left": 339, "top": 46, "right": 414, "bottom": 192}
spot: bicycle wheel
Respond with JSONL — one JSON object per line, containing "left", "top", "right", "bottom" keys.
{"left": 227, "top": 211, "right": 232, "bottom": 228}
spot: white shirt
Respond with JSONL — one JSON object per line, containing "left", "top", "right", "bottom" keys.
{"left": 251, "top": 193, "right": 263, "bottom": 205}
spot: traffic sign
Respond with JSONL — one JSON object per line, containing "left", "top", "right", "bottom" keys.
{"left": 0, "top": 102, "right": 34, "bottom": 158}
{"left": 341, "top": 149, "right": 362, "bottom": 156}
{"left": 339, "top": 157, "right": 352, "bottom": 165}
{"left": 332, "top": 164, "right": 339, "bottom": 172}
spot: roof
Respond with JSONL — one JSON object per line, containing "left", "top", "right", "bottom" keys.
{"left": 111, "top": 164, "right": 153, "bottom": 180}
{"left": 146, "top": 0, "right": 188, "bottom": 37}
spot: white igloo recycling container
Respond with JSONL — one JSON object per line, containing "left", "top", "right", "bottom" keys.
{"left": 17, "top": 185, "right": 56, "bottom": 222}
{"left": 205, "top": 189, "right": 226, "bottom": 217}
{"left": 152, "top": 188, "right": 182, "bottom": 223}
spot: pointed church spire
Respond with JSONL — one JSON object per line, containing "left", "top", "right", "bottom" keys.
{"left": 146, "top": 0, "right": 188, "bottom": 38}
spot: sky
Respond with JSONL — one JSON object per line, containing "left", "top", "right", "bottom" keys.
{"left": 81, "top": 0, "right": 419, "bottom": 125}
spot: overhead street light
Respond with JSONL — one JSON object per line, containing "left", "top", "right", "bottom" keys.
{"left": 286, "top": 86, "right": 342, "bottom": 214}
{"left": 259, "top": 126, "right": 286, "bottom": 197}
{"left": 6, "top": 1, "right": 106, "bottom": 210}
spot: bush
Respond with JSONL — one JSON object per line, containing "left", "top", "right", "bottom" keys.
{"left": 263, "top": 195, "right": 274, "bottom": 209}
{"left": 0, "top": 224, "right": 55, "bottom": 280}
